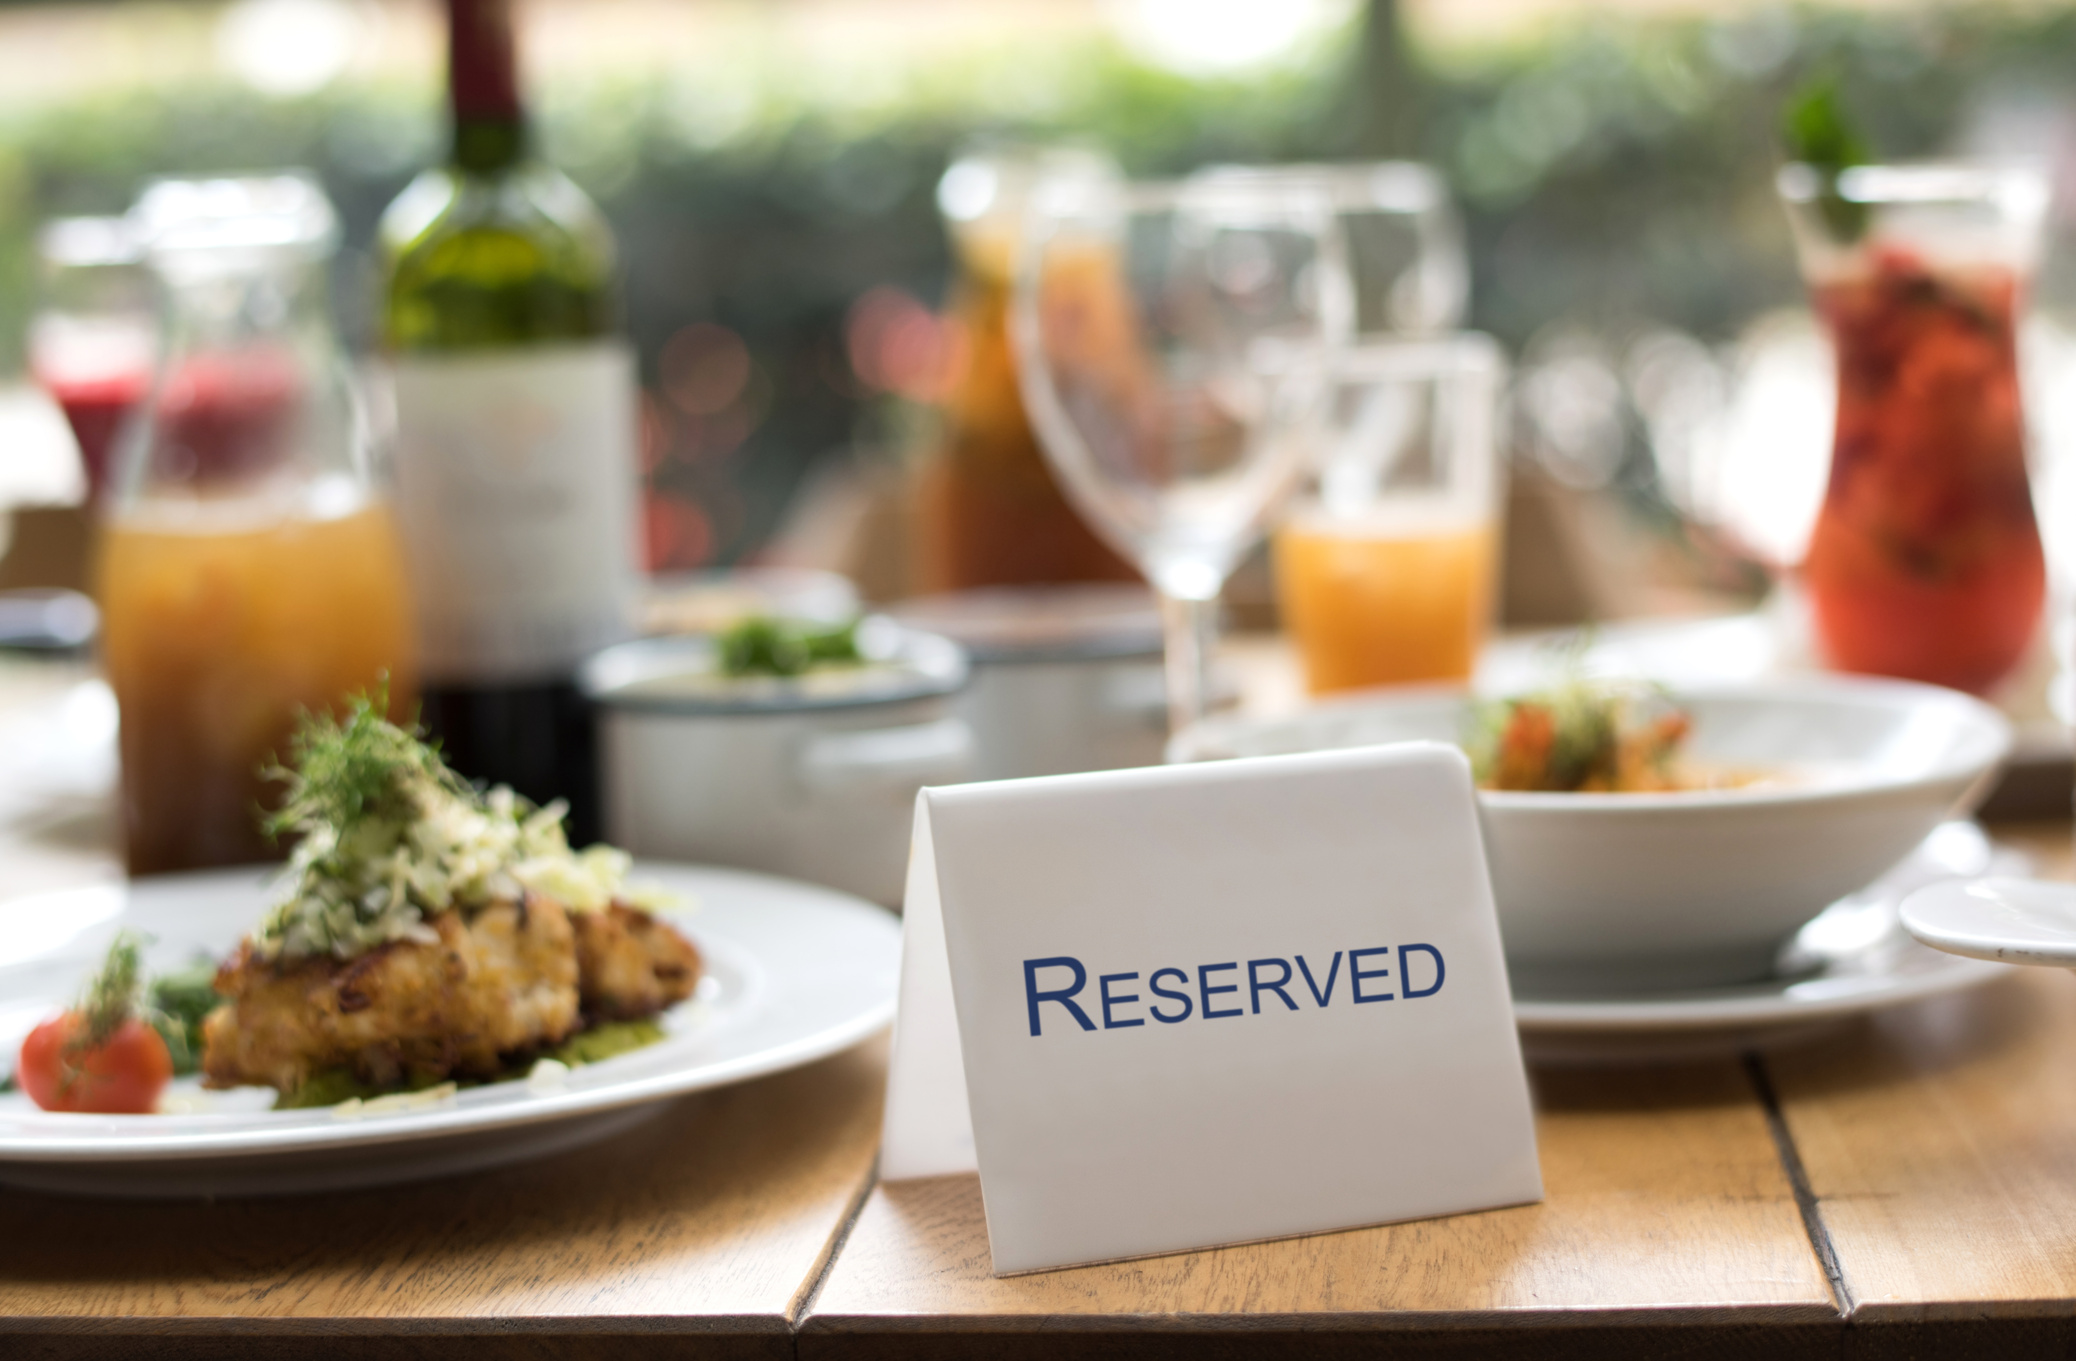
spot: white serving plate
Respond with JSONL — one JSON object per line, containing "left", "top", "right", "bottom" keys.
{"left": 0, "top": 862, "right": 900, "bottom": 1197}
{"left": 1174, "top": 675, "right": 2011, "bottom": 991}
{"left": 1515, "top": 821, "right": 2018, "bottom": 1064}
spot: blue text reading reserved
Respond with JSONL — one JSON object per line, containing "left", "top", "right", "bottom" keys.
{"left": 1022, "top": 946, "right": 1445, "bottom": 1037}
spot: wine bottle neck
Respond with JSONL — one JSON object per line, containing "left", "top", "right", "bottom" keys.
{"left": 448, "top": 0, "right": 526, "bottom": 174}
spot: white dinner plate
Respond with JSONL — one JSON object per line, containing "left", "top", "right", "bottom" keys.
{"left": 1514, "top": 822, "right": 2019, "bottom": 1064}
{"left": 0, "top": 862, "right": 900, "bottom": 1197}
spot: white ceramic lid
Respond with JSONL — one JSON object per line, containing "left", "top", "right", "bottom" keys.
{"left": 580, "top": 619, "right": 968, "bottom": 716}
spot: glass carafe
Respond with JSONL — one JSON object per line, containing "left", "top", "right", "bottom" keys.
{"left": 916, "top": 145, "right": 1140, "bottom": 592}
{"left": 1779, "top": 162, "right": 2049, "bottom": 696}
{"left": 99, "top": 175, "right": 418, "bottom": 874}
{"left": 28, "top": 216, "right": 156, "bottom": 506}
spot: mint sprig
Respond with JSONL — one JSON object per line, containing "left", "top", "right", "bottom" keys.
{"left": 1783, "top": 75, "right": 1871, "bottom": 243}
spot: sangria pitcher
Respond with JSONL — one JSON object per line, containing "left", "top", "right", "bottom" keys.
{"left": 1779, "top": 162, "right": 2049, "bottom": 696}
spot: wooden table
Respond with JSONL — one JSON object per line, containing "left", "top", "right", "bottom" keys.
{"left": 4, "top": 656, "right": 2076, "bottom": 1357}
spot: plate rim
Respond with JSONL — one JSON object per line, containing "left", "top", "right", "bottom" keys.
{"left": 0, "top": 861, "right": 899, "bottom": 1164}
{"left": 1510, "top": 950, "right": 2010, "bottom": 1032}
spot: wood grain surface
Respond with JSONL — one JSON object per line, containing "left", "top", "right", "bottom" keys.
{"left": 0, "top": 1034, "right": 888, "bottom": 1359}
{"left": 1766, "top": 822, "right": 2076, "bottom": 1337}
{"left": 802, "top": 1060, "right": 1838, "bottom": 1357}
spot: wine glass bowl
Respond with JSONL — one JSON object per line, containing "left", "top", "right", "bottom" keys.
{"left": 29, "top": 216, "right": 157, "bottom": 505}
{"left": 1012, "top": 176, "right": 1349, "bottom": 729}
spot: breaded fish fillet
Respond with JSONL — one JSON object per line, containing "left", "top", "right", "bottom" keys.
{"left": 202, "top": 894, "right": 580, "bottom": 1093}
{"left": 201, "top": 897, "right": 702, "bottom": 1094}
{"left": 574, "top": 904, "right": 701, "bottom": 1020}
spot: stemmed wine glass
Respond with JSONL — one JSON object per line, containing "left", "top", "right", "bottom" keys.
{"left": 1010, "top": 175, "right": 1349, "bottom": 733}
{"left": 29, "top": 216, "right": 157, "bottom": 506}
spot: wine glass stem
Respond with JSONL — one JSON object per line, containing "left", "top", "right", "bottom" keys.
{"left": 1159, "top": 591, "right": 1217, "bottom": 736}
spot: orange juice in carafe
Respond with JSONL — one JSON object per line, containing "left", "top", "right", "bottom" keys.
{"left": 104, "top": 175, "right": 417, "bottom": 874}
{"left": 99, "top": 491, "right": 417, "bottom": 873}
{"left": 1275, "top": 502, "right": 1497, "bottom": 694}
{"left": 918, "top": 146, "right": 1138, "bottom": 590}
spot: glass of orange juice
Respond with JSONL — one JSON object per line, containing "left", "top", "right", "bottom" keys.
{"left": 99, "top": 176, "right": 417, "bottom": 874}
{"left": 1274, "top": 336, "right": 1506, "bottom": 695}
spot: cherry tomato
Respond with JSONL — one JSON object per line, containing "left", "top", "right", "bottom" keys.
{"left": 18, "top": 1013, "right": 173, "bottom": 1114}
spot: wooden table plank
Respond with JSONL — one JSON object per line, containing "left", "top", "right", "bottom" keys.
{"left": 1762, "top": 824, "right": 2076, "bottom": 1350}
{"left": 0, "top": 1034, "right": 888, "bottom": 1360}
{"left": 803, "top": 1061, "right": 1839, "bottom": 1358}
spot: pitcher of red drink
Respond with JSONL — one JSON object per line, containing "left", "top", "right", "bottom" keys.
{"left": 1778, "top": 163, "right": 2050, "bottom": 696}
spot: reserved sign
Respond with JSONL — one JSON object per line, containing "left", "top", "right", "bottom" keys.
{"left": 881, "top": 742, "right": 1542, "bottom": 1275}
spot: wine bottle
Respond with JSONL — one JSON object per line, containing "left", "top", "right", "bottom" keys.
{"left": 377, "top": 0, "right": 640, "bottom": 843}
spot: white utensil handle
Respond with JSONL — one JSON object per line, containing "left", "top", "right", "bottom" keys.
{"left": 798, "top": 718, "right": 973, "bottom": 794}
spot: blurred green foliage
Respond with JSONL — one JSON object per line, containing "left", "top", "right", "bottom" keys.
{"left": 3, "top": 2, "right": 2073, "bottom": 563}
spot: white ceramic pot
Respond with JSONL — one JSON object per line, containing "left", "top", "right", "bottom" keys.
{"left": 889, "top": 585, "right": 1167, "bottom": 781}
{"left": 581, "top": 626, "right": 971, "bottom": 906}
{"left": 1171, "top": 676, "right": 2012, "bottom": 992}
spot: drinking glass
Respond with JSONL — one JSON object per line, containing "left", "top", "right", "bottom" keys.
{"left": 1778, "top": 161, "right": 2049, "bottom": 696}
{"left": 1011, "top": 176, "right": 1348, "bottom": 731}
{"left": 1192, "top": 161, "right": 1467, "bottom": 338}
{"left": 100, "top": 175, "right": 418, "bottom": 873}
{"left": 1274, "top": 335, "right": 1506, "bottom": 694}
{"left": 28, "top": 216, "right": 157, "bottom": 505}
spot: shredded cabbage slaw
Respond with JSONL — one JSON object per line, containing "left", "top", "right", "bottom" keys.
{"left": 252, "top": 698, "right": 665, "bottom": 961}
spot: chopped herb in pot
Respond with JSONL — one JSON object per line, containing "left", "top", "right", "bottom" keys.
{"left": 716, "top": 615, "right": 862, "bottom": 678}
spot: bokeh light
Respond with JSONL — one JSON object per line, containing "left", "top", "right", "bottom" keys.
{"left": 644, "top": 491, "right": 713, "bottom": 573}
{"left": 660, "top": 323, "right": 753, "bottom": 417}
{"left": 845, "top": 287, "right": 966, "bottom": 403}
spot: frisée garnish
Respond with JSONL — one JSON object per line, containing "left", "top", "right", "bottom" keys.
{"left": 254, "top": 690, "right": 656, "bottom": 962}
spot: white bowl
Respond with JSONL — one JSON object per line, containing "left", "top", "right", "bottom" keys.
{"left": 1171, "top": 676, "right": 2012, "bottom": 992}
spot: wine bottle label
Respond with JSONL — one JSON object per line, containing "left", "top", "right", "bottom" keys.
{"left": 387, "top": 341, "right": 641, "bottom": 682}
